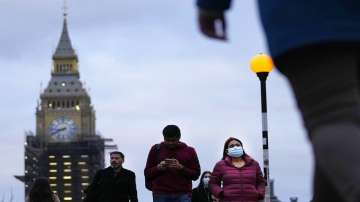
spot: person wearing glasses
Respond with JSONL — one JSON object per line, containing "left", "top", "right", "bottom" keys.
{"left": 209, "top": 137, "right": 265, "bottom": 202}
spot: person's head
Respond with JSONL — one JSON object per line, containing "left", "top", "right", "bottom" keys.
{"left": 29, "top": 177, "right": 53, "bottom": 202}
{"left": 110, "top": 151, "right": 124, "bottom": 169}
{"left": 198, "top": 171, "right": 212, "bottom": 188}
{"left": 163, "top": 125, "right": 181, "bottom": 148}
{"left": 222, "top": 137, "right": 245, "bottom": 160}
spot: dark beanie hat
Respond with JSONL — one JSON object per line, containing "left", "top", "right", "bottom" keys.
{"left": 163, "top": 125, "right": 181, "bottom": 138}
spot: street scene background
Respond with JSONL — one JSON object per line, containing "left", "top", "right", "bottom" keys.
{"left": 0, "top": 0, "right": 312, "bottom": 201}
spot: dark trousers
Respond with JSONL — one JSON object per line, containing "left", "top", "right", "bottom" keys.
{"left": 275, "top": 43, "right": 360, "bottom": 202}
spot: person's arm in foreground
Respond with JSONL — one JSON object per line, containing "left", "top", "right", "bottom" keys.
{"left": 196, "top": 0, "right": 232, "bottom": 40}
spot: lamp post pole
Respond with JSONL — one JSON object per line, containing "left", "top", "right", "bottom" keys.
{"left": 258, "top": 71, "right": 271, "bottom": 202}
{"left": 250, "top": 53, "right": 274, "bottom": 202}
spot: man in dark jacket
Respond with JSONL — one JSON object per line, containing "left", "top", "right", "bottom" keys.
{"left": 84, "top": 151, "right": 138, "bottom": 202}
{"left": 144, "top": 125, "right": 201, "bottom": 202}
{"left": 196, "top": 1, "right": 360, "bottom": 202}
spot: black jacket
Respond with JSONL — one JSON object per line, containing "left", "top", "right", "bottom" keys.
{"left": 192, "top": 187, "right": 212, "bottom": 202}
{"left": 84, "top": 167, "right": 138, "bottom": 202}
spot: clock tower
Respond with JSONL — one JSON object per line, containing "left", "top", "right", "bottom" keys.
{"left": 37, "top": 16, "right": 95, "bottom": 144}
{"left": 18, "top": 13, "right": 116, "bottom": 202}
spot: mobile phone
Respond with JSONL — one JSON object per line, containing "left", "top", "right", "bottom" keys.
{"left": 165, "top": 158, "right": 175, "bottom": 164}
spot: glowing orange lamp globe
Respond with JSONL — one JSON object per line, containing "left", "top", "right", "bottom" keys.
{"left": 250, "top": 53, "right": 274, "bottom": 73}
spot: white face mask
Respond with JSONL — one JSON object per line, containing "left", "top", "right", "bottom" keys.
{"left": 227, "top": 146, "right": 244, "bottom": 158}
{"left": 202, "top": 177, "right": 210, "bottom": 187}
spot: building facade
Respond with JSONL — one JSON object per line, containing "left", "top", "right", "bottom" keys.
{"left": 21, "top": 15, "right": 110, "bottom": 202}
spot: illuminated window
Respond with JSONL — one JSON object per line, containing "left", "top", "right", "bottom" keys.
{"left": 63, "top": 176, "right": 72, "bottom": 180}
{"left": 64, "top": 197, "right": 72, "bottom": 200}
{"left": 64, "top": 169, "right": 71, "bottom": 173}
{"left": 49, "top": 169, "right": 57, "bottom": 173}
{"left": 64, "top": 183, "right": 71, "bottom": 187}
{"left": 62, "top": 155, "right": 71, "bottom": 158}
{"left": 81, "top": 155, "right": 89, "bottom": 158}
{"left": 81, "top": 183, "right": 89, "bottom": 186}
{"left": 81, "top": 169, "right": 89, "bottom": 172}
{"left": 49, "top": 176, "right": 57, "bottom": 180}
{"left": 81, "top": 176, "right": 89, "bottom": 179}
{"left": 78, "top": 162, "right": 86, "bottom": 165}
{"left": 64, "top": 190, "right": 71, "bottom": 194}
{"left": 50, "top": 184, "right": 57, "bottom": 187}
{"left": 64, "top": 162, "right": 72, "bottom": 165}
{"left": 49, "top": 155, "right": 55, "bottom": 159}
{"left": 49, "top": 162, "right": 57, "bottom": 166}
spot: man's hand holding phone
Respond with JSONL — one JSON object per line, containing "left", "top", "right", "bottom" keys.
{"left": 165, "top": 158, "right": 184, "bottom": 170}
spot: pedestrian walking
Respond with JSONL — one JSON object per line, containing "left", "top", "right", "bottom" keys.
{"left": 209, "top": 137, "right": 265, "bottom": 202}
{"left": 84, "top": 151, "right": 138, "bottom": 202}
{"left": 192, "top": 171, "right": 214, "bottom": 202}
{"left": 144, "top": 125, "right": 201, "bottom": 202}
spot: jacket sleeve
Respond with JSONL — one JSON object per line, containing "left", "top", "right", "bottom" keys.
{"left": 84, "top": 170, "right": 102, "bottom": 202}
{"left": 255, "top": 163, "right": 266, "bottom": 200}
{"left": 209, "top": 162, "right": 223, "bottom": 198}
{"left": 179, "top": 148, "right": 201, "bottom": 180}
{"left": 196, "top": 0, "right": 232, "bottom": 11}
{"left": 129, "top": 172, "right": 138, "bottom": 202}
{"left": 144, "top": 145, "right": 164, "bottom": 179}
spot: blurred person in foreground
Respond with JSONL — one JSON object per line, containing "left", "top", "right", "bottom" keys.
{"left": 196, "top": 0, "right": 360, "bottom": 201}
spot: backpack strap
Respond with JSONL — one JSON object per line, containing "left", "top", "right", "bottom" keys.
{"left": 155, "top": 143, "right": 161, "bottom": 163}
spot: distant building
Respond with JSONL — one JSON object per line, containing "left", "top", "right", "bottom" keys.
{"left": 16, "top": 13, "right": 116, "bottom": 202}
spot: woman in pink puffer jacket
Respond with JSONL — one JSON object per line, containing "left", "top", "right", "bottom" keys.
{"left": 209, "top": 137, "right": 265, "bottom": 202}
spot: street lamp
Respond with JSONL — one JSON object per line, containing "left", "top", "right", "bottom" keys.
{"left": 250, "top": 53, "right": 274, "bottom": 202}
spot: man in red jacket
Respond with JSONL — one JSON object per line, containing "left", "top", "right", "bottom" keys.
{"left": 144, "top": 125, "right": 201, "bottom": 202}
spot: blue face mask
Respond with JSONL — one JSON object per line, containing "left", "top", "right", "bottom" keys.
{"left": 227, "top": 146, "right": 244, "bottom": 158}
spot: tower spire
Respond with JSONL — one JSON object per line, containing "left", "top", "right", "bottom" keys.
{"left": 52, "top": 1, "right": 77, "bottom": 60}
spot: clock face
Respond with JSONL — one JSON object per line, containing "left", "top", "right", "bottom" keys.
{"left": 48, "top": 117, "right": 77, "bottom": 141}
